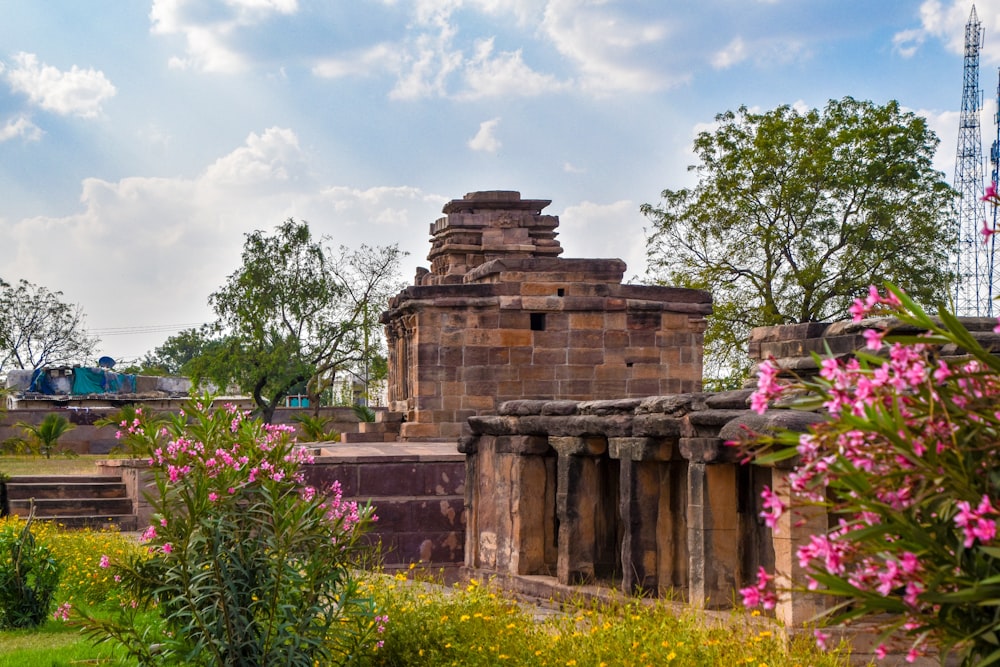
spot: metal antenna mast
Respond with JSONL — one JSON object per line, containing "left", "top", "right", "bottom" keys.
{"left": 989, "top": 67, "right": 1000, "bottom": 309}
{"left": 954, "top": 5, "right": 992, "bottom": 316}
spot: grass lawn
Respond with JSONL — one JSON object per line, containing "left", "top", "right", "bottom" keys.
{"left": 0, "top": 455, "right": 128, "bottom": 477}
{"left": 0, "top": 618, "right": 121, "bottom": 667}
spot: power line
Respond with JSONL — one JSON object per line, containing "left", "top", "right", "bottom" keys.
{"left": 86, "top": 323, "right": 208, "bottom": 337}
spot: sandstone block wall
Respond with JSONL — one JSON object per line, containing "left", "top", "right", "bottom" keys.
{"left": 381, "top": 191, "right": 711, "bottom": 440}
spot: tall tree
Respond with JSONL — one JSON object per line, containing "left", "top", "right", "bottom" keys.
{"left": 0, "top": 279, "right": 97, "bottom": 372}
{"left": 206, "top": 219, "right": 406, "bottom": 422}
{"left": 641, "top": 97, "right": 955, "bottom": 386}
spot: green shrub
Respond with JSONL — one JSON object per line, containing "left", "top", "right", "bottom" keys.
{"left": 291, "top": 412, "right": 341, "bottom": 442}
{"left": 83, "top": 394, "right": 383, "bottom": 665}
{"left": 0, "top": 511, "right": 60, "bottom": 629}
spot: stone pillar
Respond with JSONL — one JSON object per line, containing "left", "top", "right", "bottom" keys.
{"left": 609, "top": 437, "right": 673, "bottom": 594}
{"left": 771, "top": 465, "right": 828, "bottom": 626}
{"left": 550, "top": 435, "right": 608, "bottom": 585}
{"left": 461, "top": 434, "right": 554, "bottom": 575}
{"left": 499, "top": 435, "right": 553, "bottom": 575}
{"left": 681, "top": 437, "right": 740, "bottom": 609}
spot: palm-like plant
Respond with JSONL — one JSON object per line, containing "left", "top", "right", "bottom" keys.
{"left": 16, "top": 413, "right": 76, "bottom": 459}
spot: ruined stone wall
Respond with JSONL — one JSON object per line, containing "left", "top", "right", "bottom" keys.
{"left": 460, "top": 392, "right": 825, "bottom": 623}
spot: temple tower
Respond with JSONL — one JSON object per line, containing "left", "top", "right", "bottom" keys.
{"left": 381, "top": 191, "right": 712, "bottom": 441}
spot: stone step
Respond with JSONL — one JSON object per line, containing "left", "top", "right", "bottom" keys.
{"left": 340, "top": 431, "right": 399, "bottom": 443}
{"left": 9, "top": 475, "right": 115, "bottom": 484}
{"left": 3, "top": 474, "right": 138, "bottom": 532}
{"left": 6, "top": 481, "right": 127, "bottom": 500}
{"left": 8, "top": 496, "right": 133, "bottom": 517}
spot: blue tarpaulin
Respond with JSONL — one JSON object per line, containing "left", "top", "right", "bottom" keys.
{"left": 69, "top": 367, "right": 137, "bottom": 395}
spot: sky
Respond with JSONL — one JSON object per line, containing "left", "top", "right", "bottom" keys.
{"left": 1, "top": 0, "right": 1000, "bottom": 364}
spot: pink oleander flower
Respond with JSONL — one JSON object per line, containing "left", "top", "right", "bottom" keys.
{"left": 863, "top": 328, "right": 884, "bottom": 351}
{"left": 983, "top": 181, "right": 998, "bottom": 202}
{"left": 163, "top": 543, "right": 173, "bottom": 554}
{"left": 739, "top": 566, "right": 777, "bottom": 610}
{"left": 982, "top": 218, "right": 996, "bottom": 243}
{"left": 759, "top": 485, "right": 785, "bottom": 530}
{"left": 750, "top": 358, "right": 783, "bottom": 415}
{"left": 53, "top": 602, "right": 72, "bottom": 622}
{"left": 955, "top": 495, "right": 997, "bottom": 548}
{"left": 813, "top": 629, "right": 831, "bottom": 651}
{"left": 99, "top": 554, "right": 110, "bottom": 569}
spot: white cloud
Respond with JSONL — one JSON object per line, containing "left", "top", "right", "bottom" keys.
{"left": 458, "top": 37, "right": 563, "bottom": 99}
{"left": 3, "top": 52, "right": 116, "bottom": 118}
{"left": 559, "top": 199, "right": 647, "bottom": 276}
{"left": 388, "top": 22, "right": 464, "bottom": 100}
{"left": 540, "top": 0, "right": 678, "bottom": 95}
{"left": 894, "top": 0, "right": 1000, "bottom": 63}
{"left": 202, "top": 127, "right": 303, "bottom": 187}
{"left": 468, "top": 117, "right": 502, "bottom": 151}
{"left": 712, "top": 37, "right": 747, "bottom": 69}
{"left": 562, "top": 162, "right": 585, "bottom": 174}
{"left": 0, "top": 115, "right": 43, "bottom": 142}
{"left": 0, "top": 129, "right": 448, "bottom": 359}
{"left": 316, "top": 0, "right": 663, "bottom": 100}
{"left": 149, "top": 0, "right": 299, "bottom": 73}
{"left": 312, "top": 44, "right": 402, "bottom": 79}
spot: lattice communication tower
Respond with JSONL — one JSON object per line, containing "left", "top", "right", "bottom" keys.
{"left": 953, "top": 5, "right": 993, "bottom": 316}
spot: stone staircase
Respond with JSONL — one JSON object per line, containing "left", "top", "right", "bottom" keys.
{"left": 3, "top": 475, "right": 137, "bottom": 531}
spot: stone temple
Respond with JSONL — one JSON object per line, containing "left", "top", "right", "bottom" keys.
{"left": 380, "top": 191, "right": 713, "bottom": 441}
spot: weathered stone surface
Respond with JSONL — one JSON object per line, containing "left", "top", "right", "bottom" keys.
{"left": 703, "top": 389, "right": 754, "bottom": 409}
{"left": 679, "top": 437, "right": 739, "bottom": 464}
{"left": 607, "top": 437, "right": 673, "bottom": 462}
{"left": 498, "top": 400, "right": 549, "bottom": 416}
{"left": 717, "top": 410, "right": 827, "bottom": 443}
{"left": 631, "top": 414, "right": 685, "bottom": 438}
{"left": 540, "top": 400, "right": 579, "bottom": 416}
{"left": 578, "top": 398, "right": 644, "bottom": 415}
{"left": 636, "top": 393, "right": 709, "bottom": 415}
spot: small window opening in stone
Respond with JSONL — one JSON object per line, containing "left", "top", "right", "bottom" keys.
{"left": 557, "top": 288, "right": 565, "bottom": 297}
{"left": 626, "top": 362, "right": 634, "bottom": 368}
{"left": 530, "top": 313, "right": 546, "bottom": 331}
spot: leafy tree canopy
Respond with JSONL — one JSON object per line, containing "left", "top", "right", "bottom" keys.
{"left": 0, "top": 279, "right": 97, "bottom": 373}
{"left": 199, "top": 219, "right": 406, "bottom": 422}
{"left": 131, "top": 325, "right": 222, "bottom": 377}
{"left": 641, "top": 97, "right": 955, "bottom": 387}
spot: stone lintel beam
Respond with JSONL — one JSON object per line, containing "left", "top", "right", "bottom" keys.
{"left": 493, "top": 435, "right": 551, "bottom": 455}
{"left": 498, "top": 400, "right": 551, "bottom": 416}
{"left": 614, "top": 283, "right": 713, "bottom": 305}
{"left": 637, "top": 393, "right": 710, "bottom": 416}
{"left": 549, "top": 435, "right": 607, "bottom": 457}
{"left": 704, "top": 390, "right": 755, "bottom": 410}
{"left": 540, "top": 401, "right": 580, "bottom": 416}
{"left": 631, "top": 413, "right": 684, "bottom": 439}
{"left": 458, "top": 434, "right": 478, "bottom": 454}
{"left": 578, "top": 398, "right": 644, "bottom": 415}
{"left": 467, "top": 415, "right": 520, "bottom": 436}
{"left": 717, "top": 411, "right": 827, "bottom": 467}
{"left": 608, "top": 437, "right": 673, "bottom": 462}
{"left": 679, "top": 437, "right": 739, "bottom": 465}
{"left": 686, "top": 409, "right": 754, "bottom": 438}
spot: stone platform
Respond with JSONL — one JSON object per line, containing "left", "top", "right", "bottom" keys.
{"left": 302, "top": 441, "right": 466, "bottom": 570}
